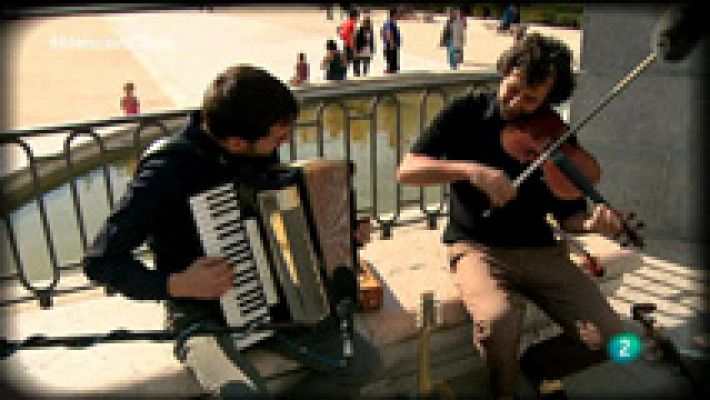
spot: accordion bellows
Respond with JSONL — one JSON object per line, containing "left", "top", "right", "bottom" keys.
{"left": 291, "top": 159, "right": 355, "bottom": 275}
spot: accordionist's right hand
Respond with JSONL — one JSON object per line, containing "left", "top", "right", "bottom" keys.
{"left": 167, "top": 256, "right": 235, "bottom": 299}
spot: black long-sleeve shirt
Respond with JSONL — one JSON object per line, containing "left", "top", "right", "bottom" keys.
{"left": 83, "top": 112, "right": 278, "bottom": 302}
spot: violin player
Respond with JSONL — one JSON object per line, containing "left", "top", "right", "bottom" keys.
{"left": 396, "top": 33, "right": 626, "bottom": 400}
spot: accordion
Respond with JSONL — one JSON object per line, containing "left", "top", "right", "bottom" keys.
{"left": 189, "top": 159, "right": 356, "bottom": 350}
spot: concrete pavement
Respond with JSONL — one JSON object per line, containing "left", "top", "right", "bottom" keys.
{"left": 4, "top": 6, "right": 581, "bottom": 130}
{"left": 1, "top": 217, "right": 705, "bottom": 398}
{"left": 3, "top": 5, "right": 706, "bottom": 399}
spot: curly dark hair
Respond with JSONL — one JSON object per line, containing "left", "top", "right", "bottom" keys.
{"left": 202, "top": 64, "right": 298, "bottom": 140}
{"left": 496, "top": 32, "right": 575, "bottom": 106}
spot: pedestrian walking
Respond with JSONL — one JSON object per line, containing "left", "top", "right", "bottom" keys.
{"left": 321, "top": 39, "right": 347, "bottom": 81}
{"left": 120, "top": 82, "right": 140, "bottom": 116}
{"left": 353, "top": 16, "right": 375, "bottom": 77}
{"left": 338, "top": 9, "right": 358, "bottom": 68}
{"left": 381, "top": 8, "right": 401, "bottom": 73}
{"left": 442, "top": 8, "right": 466, "bottom": 70}
{"left": 288, "top": 52, "right": 310, "bottom": 86}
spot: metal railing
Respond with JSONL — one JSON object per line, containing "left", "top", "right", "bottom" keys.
{"left": 0, "top": 72, "right": 500, "bottom": 309}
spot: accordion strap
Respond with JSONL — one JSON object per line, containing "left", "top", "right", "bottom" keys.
{"left": 138, "top": 135, "right": 213, "bottom": 170}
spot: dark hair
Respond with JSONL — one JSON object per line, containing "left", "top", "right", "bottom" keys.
{"left": 348, "top": 9, "right": 358, "bottom": 19}
{"left": 326, "top": 39, "right": 338, "bottom": 51}
{"left": 202, "top": 65, "right": 298, "bottom": 140}
{"left": 496, "top": 32, "right": 575, "bottom": 105}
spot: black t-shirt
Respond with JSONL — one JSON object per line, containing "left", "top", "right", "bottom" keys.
{"left": 410, "top": 90, "right": 586, "bottom": 247}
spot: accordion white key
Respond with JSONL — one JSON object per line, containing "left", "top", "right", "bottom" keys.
{"left": 189, "top": 159, "right": 355, "bottom": 350}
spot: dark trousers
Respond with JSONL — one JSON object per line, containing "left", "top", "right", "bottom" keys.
{"left": 384, "top": 47, "right": 399, "bottom": 72}
{"left": 447, "top": 241, "right": 624, "bottom": 398}
{"left": 353, "top": 56, "right": 371, "bottom": 76}
{"left": 344, "top": 45, "right": 354, "bottom": 64}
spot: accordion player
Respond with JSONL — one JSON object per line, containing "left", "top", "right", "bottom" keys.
{"left": 189, "top": 159, "right": 357, "bottom": 350}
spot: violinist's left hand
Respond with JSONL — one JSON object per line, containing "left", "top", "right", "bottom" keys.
{"left": 582, "top": 203, "right": 623, "bottom": 238}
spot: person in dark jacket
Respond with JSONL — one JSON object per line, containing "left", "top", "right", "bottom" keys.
{"left": 353, "top": 16, "right": 375, "bottom": 77}
{"left": 381, "top": 8, "right": 401, "bottom": 73}
{"left": 83, "top": 64, "right": 379, "bottom": 399}
{"left": 321, "top": 39, "right": 347, "bottom": 81}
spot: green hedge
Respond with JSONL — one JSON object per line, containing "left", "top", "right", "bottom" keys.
{"left": 393, "top": 4, "right": 583, "bottom": 28}
{"left": 520, "top": 8, "right": 582, "bottom": 28}
{"left": 426, "top": 4, "right": 583, "bottom": 28}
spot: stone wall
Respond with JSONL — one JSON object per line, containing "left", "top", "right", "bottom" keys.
{"left": 572, "top": 5, "right": 707, "bottom": 242}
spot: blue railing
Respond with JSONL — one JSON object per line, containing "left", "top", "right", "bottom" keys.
{"left": 0, "top": 72, "right": 500, "bottom": 309}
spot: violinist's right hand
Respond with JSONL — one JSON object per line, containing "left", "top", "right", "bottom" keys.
{"left": 168, "top": 256, "right": 235, "bottom": 299}
{"left": 467, "top": 164, "right": 517, "bottom": 207}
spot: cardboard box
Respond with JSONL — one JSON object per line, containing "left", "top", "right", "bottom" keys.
{"left": 358, "top": 259, "right": 383, "bottom": 312}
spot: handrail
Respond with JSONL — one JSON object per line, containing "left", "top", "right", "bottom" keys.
{"left": 0, "top": 72, "right": 501, "bottom": 309}
{"left": 0, "top": 73, "right": 498, "bottom": 140}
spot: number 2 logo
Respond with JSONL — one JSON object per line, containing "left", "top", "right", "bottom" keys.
{"left": 618, "top": 338, "right": 631, "bottom": 358}
{"left": 608, "top": 333, "right": 641, "bottom": 364}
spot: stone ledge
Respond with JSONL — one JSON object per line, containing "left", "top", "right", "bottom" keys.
{"left": 1, "top": 228, "right": 645, "bottom": 397}
{"left": 357, "top": 231, "right": 644, "bottom": 345}
{"left": 355, "top": 230, "right": 645, "bottom": 387}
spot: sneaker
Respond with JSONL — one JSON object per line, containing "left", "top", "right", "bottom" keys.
{"left": 538, "top": 380, "right": 568, "bottom": 400}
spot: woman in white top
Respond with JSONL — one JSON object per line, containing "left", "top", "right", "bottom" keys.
{"left": 444, "top": 8, "right": 466, "bottom": 70}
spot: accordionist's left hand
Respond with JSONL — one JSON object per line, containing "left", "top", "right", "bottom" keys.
{"left": 354, "top": 217, "right": 373, "bottom": 247}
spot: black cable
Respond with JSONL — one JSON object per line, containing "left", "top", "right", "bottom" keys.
{"left": 0, "top": 322, "right": 316, "bottom": 360}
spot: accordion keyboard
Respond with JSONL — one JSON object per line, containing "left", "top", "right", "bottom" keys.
{"left": 189, "top": 182, "right": 278, "bottom": 350}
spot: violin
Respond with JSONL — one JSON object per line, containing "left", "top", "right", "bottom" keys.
{"left": 501, "top": 107, "right": 601, "bottom": 200}
{"left": 500, "top": 107, "right": 645, "bottom": 248}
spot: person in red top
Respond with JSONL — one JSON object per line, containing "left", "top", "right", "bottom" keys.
{"left": 338, "top": 9, "right": 358, "bottom": 68}
{"left": 120, "top": 82, "right": 140, "bottom": 115}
